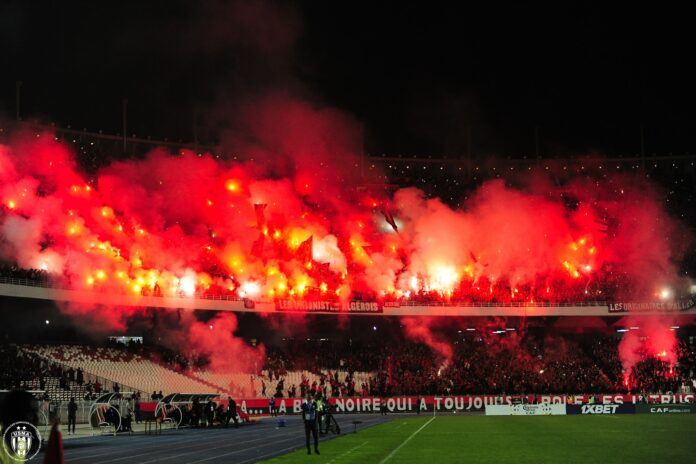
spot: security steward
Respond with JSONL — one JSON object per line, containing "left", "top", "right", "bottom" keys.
{"left": 316, "top": 394, "right": 326, "bottom": 435}
{"left": 301, "top": 393, "right": 320, "bottom": 455}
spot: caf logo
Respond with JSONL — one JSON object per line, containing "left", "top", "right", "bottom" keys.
{"left": 3, "top": 422, "right": 42, "bottom": 461}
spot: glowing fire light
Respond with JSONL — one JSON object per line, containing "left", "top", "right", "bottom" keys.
{"left": 429, "top": 265, "right": 458, "bottom": 293}
{"left": 225, "top": 179, "right": 240, "bottom": 192}
{"left": 296, "top": 282, "right": 307, "bottom": 295}
{"left": 179, "top": 276, "right": 196, "bottom": 296}
{"left": 239, "top": 281, "right": 260, "bottom": 297}
{"left": 0, "top": 134, "right": 684, "bottom": 310}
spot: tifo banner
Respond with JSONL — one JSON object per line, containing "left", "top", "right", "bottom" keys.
{"left": 567, "top": 394, "right": 694, "bottom": 405}
{"left": 608, "top": 298, "right": 695, "bottom": 313}
{"left": 236, "top": 395, "right": 694, "bottom": 416}
{"left": 486, "top": 404, "right": 566, "bottom": 416}
{"left": 566, "top": 404, "right": 636, "bottom": 415}
{"left": 240, "top": 395, "right": 565, "bottom": 415}
{"left": 636, "top": 404, "right": 695, "bottom": 414}
{"left": 329, "top": 395, "right": 566, "bottom": 414}
{"left": 274, "top": 299, "right": 383, "bottom": 313}
{"left": 382, "top": 301, "right": 401, "bottom": 308}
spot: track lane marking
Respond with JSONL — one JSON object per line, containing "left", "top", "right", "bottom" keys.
{"left": 64, "top": 420, "right": 289, "bottom": 460}
{"left": 187, "top": 435, "right": 302, "bottom": 463}
{"left": 132, "top": 430, "right": 305, "bottom": 464}
{"left": 62, "top": 414, "right": 393, "bottom": 464}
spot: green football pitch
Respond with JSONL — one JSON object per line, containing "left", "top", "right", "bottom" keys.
{"left": 264, "top": 414, "right": 696, "bottom": 464}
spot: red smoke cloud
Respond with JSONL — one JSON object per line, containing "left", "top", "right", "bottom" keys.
{"left": 618, "top": 317, "right": 678, "bottom": 388}
{"left": 0, "top": 100, "right": 689, "bottom": 308}
{"left": 401, "top": 317, "right": 453, "bottom": 363}
{"left": 0, "top": 96, "right": 691, "bottom": 375}
{"left": 187, "top": 312, "right": 265, "bottom": 374}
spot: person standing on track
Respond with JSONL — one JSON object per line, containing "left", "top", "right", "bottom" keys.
{"left": 316, "top": 394, "right": 325, "bottom": 435}
{"left": 134, "top": 397, "right": 141, "bottom": 423}
{"left": 205, "top": 399, "right": 216, "bottom": 427}
{"left": 301, "top": 393, "right": 319, "bottom": 455}
{"left": 226, "top": 398, "right": 239, "bottom": 428}
{"left": 67, "top": 397, "right": 77, "bottom": 435}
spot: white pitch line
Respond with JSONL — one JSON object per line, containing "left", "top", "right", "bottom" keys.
{"left": 327, "top": 441, "right": 369, "bottom": 464}
{"left": 379, "top": 417, "right": 435, "bottom": 464}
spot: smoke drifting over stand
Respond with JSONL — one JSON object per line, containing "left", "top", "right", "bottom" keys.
{"left": 0, "top": 95, "right": 691, "bottom": 375}
{"left": 1, "top": 112, "right": 687, "bottom": 304}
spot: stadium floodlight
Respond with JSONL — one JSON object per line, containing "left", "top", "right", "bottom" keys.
{"left": 616, "top": 329, "right": 629, "bottom": 333}
{"left": 506, "top": 328, "right": 515, "bottom": 331}
{"left": 45, "top": 320, "right": 50, "bottom": 325}
{"left": 466, "top": 328, "right": 476, "bottom": 331}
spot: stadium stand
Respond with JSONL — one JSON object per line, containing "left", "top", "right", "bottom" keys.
{"left": 22, "top": 345, "right": 218, "bottom": 396}
{"left": 258, "top": 334, "right": 696, "bottom": 396}
{"left": 8, "top": 344, "right": 375, "bottom": 400}
{"left": 2, "top": 329, "right": 694, "bottom": 404}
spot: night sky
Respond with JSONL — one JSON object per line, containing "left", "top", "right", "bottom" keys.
{"left": 1, "top": 1, "right": 695, "bottom": 156}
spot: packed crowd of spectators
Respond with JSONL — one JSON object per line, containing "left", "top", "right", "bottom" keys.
{"left": 3, "top": 331, "right": 695, "bottom": 401}
{"left": 0, "top": 264, "right": 50, "bottom": 283}
{"left": 0, "top": 345, "right": 45, "bottom": 391}
{"left": 0, "top": 345, "right": 85, "bottom": 397}
{"left": 0, "top": 259, "right": 636, "bottom": 304}
{"left": 262, "top": 370, "right": 365, "bottom": 399}
{"left": 260, "top": 332, "right": 696, "bottom": 397}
